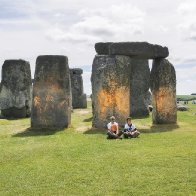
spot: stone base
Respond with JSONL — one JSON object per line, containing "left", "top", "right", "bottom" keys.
{"left": 1, "top": 107, "right": 30, "bottom": 118}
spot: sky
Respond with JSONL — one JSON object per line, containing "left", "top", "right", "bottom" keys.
{"left": 0, "top": 0, "right": 196, "bottom": 95}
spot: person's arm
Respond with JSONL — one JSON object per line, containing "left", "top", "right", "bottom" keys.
{"left": 131, "top": 124, "right": 137, "bottom": 132}
{"left": 116, "top": 123, "right": 119, "bottom": 134}
{"left": 107, "top": 123, "right": 111, "bottom": 131}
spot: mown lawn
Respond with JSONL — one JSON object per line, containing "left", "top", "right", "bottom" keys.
{"left": 0, "top": 102, "right": 196, "bottom": 196}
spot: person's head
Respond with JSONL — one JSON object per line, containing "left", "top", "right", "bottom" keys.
{"left": 110, "top": 116, "right": 115, "bottom": 123}
{"left": 126, "top": 117, "right": 132, "bottom": 124}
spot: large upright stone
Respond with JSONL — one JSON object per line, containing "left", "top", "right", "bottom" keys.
{"left": 91, "top": 55, "right": 131, "bottom": 128}
{"left": 130, "top": 59, "right": 150, "bottom": 117}
{"left": 110, "top": 42, "right": 169, "bottom": 59}
{"left": 31, "top": 55, "right": 71, "bottom": 129}
{"left": 150, "top": 59, "right": 177, "bottom": 124}
{"left": 70, "top": 68, "right": 87, "bottom": 109}
{"left": 0, "top": 59, "right": 32, "bottom": 118}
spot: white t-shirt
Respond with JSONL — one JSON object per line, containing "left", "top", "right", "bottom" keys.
{"left": 107, "top": 122, "right": 118, "bottom": 131}
{"left": 124, "top": 123, "right": 136, "bottom": 132}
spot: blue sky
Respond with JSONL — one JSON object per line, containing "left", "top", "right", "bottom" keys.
{"left": 0, "top": 0, "right": 196, "bottom": 95}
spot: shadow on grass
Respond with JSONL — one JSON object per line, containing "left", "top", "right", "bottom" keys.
{"left": 83, "top": 124, "right": 180, "bottom": 135}
{"left": 140, "top": 124, "right": 180, "bottom": 134}
{"left": 83, "top": 117, "right": 93, "bottom": 122}
{"left": 83, "top": 128, "right": 106, "bottom": 135}
{"left": 12, "top": 127, "right": 65, "bottom": 137}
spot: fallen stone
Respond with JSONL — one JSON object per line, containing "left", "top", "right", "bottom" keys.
{"left": 177, "top": 104, "right": 189, "bottom": 111}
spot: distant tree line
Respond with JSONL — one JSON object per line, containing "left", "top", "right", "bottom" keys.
{"left": 177, "top": 95, "right": 196, "bottom": 101}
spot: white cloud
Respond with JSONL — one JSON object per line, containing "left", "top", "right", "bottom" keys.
{"left": 82, "top": 71, "right": 92, "bottom": 95}
{"left": 175, "top": 65, "right": 196, "bottom": 94}
{"left": 177, "top": 0, "right": 196, "bottom": 41}
{"left": 176, "top": 66, "right": 196, "bottom": 80}
{"left": 0, "top": 0, "right": 196, "bottom": 95}
{"left": 45, "top": 4, "right": 145, "bottom": 44}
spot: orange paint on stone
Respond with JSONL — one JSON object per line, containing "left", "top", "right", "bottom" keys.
{"left": 45, "top": 95, "right": 54, "bottom": 102}
{"left": 115, "top": 87, "right": 130, "bottom": 114}
{"left": 50, "top": 84, "right": 62, "bottom": 92}
{"left": 34, "top": 96, "right": 41, "bottom": 107}
{"left": 154, "top": 87, "right": 176, "bottom": 114}
{"left": 97, "top": 86, "right": 129, "bottom": 119}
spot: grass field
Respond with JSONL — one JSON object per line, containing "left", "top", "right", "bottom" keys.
{"left": 0, "top": 102, "right": 196, "bottom": 195}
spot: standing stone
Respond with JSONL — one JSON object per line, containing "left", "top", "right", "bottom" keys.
{"left": 150, "top": 59, "right": 177, "bottom": 124}
{"left": 91, "top": 55, "right": 131, "bottom": 128}
{"left": 0, "top": 59, "right": 32, "bottom": 118}
{"left": 31, "top": 55, "right": 71, "bottom": 129}
{"left": 130, "top": 59, "right": 150, "bottom": 117}
{"left": 70, "top": 68, "right": 87, "bottom": 109}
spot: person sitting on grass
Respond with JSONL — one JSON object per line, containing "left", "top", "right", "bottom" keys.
{"left": 123, "top": 117, "right": 140, "bottom": 138}
{"left": 107, "top": 116, "right": 122, "bottom": 139}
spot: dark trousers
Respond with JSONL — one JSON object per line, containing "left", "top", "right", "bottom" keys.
{"left": 123, "top": 130, "right": 140, "bottom": 138}
{"left": 107, "top": 130, "right": 123, "bottom": 139}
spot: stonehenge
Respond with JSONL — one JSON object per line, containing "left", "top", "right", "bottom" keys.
{"left": 70, "top": 68, "right": 87, "bottom": 109}
{"left": 0, "top": 59, "right": 32, "bottom": 118}
{"left": 92, "top": 42, "right": 177, "bottom": 127}
{"left": 0, "top": 41, "right": 177, "bottom": 129}
{"left": 31, "top": 55, "right": 72, "bottom": 129}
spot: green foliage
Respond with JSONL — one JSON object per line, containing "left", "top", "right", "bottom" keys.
{"left": 177, "top": 95, "right": 196, "bottom": 101}
{"left": 0, "top": 102, "right": 196, "bottom": 195}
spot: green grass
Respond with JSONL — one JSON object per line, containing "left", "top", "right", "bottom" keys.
{"left": 0, "top": 102, "right": 196, "bottom": 195}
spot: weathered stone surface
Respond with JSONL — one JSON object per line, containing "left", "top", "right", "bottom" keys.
{"left": 70, "top": 68, "right": 87, "bottom": 109}
{"left": 0, "top": 59, "right": 32, "bottom": 118}
{"left": 130, "top": 59, "right": 150, "bottom": 117}
{"left": 177, "top": 104, "right": 189, "bottom": 111}
{"left": 109, "top": 42, "right": 169, "bottom": 59}
{"left": 145, "top": 90, "right": 152, "bottom": 106}
{"left": 91, "top": 55, "right": 131, "bottom": 128}
{"left": 70, "top": 68, "right": 83, "bottom": 75}
{"left": 31, "top": 55, "right": 71, "bottom": 129}
{"left": 95, "top": 42, "right": 113, "bottom": 55}
{"left": 150, "top": 59, "right": 177, "bottom": 124}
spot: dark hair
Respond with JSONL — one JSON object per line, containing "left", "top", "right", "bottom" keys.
{"left": 126, "top": 117, "right": 132, "bottom": 122}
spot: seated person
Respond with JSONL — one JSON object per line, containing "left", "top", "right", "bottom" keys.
{"left": 107, "top": 116, "right": 122, "bottom": 139}
{"left": 123, "top": 117, "right": 140, "bottom": 138}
